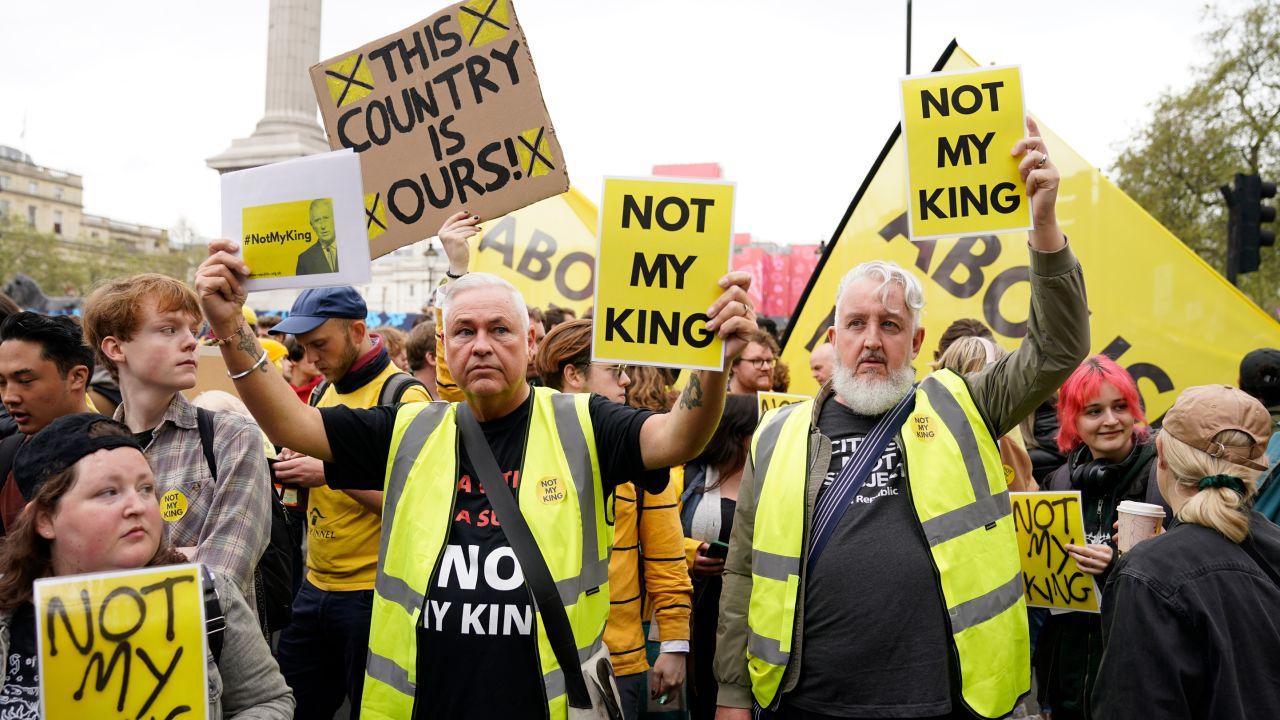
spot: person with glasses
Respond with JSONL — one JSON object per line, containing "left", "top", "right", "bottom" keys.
{"left": 728, "top": 330, "right": 779, "bottom": 396}
{"left": 535, "top": 318, "right": 693, "bottom": 720}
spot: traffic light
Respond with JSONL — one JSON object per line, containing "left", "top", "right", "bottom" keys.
{"left": 1222, "top": 172, "right": 1277, "bottom": 285}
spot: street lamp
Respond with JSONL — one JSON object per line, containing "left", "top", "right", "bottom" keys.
{"left": 424, "top": 242, "right": 440, "bottom": 306}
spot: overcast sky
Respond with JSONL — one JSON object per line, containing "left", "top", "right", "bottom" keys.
{"left": 1, "top": 0, "right": 1246, "bottom": 247}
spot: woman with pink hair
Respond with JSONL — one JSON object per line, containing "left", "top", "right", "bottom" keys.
{"left": 1032, "top": 355, "right": 1170, "bottom": 719}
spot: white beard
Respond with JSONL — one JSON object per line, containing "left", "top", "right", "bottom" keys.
{"left": 831, "top": 356, "right": 916, "bottom": 416}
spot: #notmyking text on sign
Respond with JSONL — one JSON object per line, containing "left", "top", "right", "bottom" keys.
{"left": 900, "top": 65, "right": 1033, "bottom": 241}
{"left": 221, "top": 149, "right": 371, "bottom": 293}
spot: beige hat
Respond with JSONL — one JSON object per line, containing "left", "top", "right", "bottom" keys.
{"left": 1162, "top": 385, "right": 1271, "bottom": 471}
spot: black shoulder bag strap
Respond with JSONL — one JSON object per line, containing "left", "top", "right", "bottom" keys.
{"left": 196, "top": 407, "right": 218, "bottom": 479}
{"left": 455, "top": 402, "right": 593, "bottom": 710}
{"left": 379, "top": 373, "right": 426, "bottom": 406}
{"left": 308, "top": 380, "right": 330, "bottom": 407}
{"left": 806, "top": 389, "right": 916, "bottom": 574}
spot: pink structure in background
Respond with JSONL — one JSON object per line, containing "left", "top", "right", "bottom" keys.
{"left": 650, "top": 163, "right": 822, "bottom": 319}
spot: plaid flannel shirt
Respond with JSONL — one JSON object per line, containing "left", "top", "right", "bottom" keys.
{"left": 117, "top": 393, "right": 270, "bottom": 598}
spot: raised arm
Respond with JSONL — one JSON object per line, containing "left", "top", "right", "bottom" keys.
{"left": 970, "top": 116, "right": 1090, "bottom": 435}
{"left": 639, "top": 271, "right": 755, "bottom": 469}
{"left": 195, "top": 239, "right": 333, "bottom": 461}
{"left": 432, "top": 211, "right": 480, "bottom": 403}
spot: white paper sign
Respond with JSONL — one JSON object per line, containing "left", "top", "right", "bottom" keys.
{"left": 221, "top": 149, "right": 371, "bottom": 292}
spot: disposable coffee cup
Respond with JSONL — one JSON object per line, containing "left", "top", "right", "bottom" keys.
{"left": 1116, "top": 500, "right": 1165, "bottom": 553}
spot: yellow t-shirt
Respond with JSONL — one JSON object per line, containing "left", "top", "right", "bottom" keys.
{"left": 308, "top": 363, "right": 431, "bottom": 591}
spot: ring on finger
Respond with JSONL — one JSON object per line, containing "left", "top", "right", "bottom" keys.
{"left": 1035, "top": 151, "right": 1048, "bottom": 169}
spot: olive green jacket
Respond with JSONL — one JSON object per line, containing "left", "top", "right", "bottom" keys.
{"left": 714, "top": 243, "right": 1090, "bottom": 709}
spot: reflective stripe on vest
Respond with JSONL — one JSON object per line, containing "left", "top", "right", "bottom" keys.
{"left": 744, "top": 400, "right": 811, "bottom": 702}
{"left": 361, "top": 388, "right": 613, "bottom": 720}
{"left": 747, "top": 371, "right": 1029, "bottom": 717}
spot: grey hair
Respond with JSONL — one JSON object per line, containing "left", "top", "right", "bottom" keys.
{"left": 441, "top": 272, "right": 530, "bottom": 334}
{"left": 835, "top": 260, "right": 925, "bottom": 328}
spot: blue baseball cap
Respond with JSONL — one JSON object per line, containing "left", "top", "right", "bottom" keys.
{"left": 269, "top": 286, "right": 367, "bottom": 336}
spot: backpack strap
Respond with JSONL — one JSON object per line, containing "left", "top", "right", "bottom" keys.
{"left": 0, "top": 434, "right": 24, "bottom": 535}
{"left": 195, "top": 407, "right": 218, "bottom": 481}
{"left": 308, "top": 380, "right": 331, "bottom": 407}
{"left": 378, "top": 373, "right": 425, "bottom": 406}
{"left": 201, "top": 565, "right": 226, "bottom": 664}
{"left": 0, "top": 434, "right": 22, "bottom": 483}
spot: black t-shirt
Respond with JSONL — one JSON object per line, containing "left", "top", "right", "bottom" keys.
{"left": 321, "top": 392, "right": 661, "bottom": 720}
{"left": 0, "top": 603, "right": 39, "bottom": 718}
{"left": 787, "top": 398, "right": 955, "bottom": 719}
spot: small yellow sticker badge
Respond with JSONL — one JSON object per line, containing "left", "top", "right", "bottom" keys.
{"left": 911, "top": 414, "right": 936, "bottom": 442}
{"left": 538, "top": 476, "right": 565, "bottom": 505}
{"left": 161, "top": 489, "right": 188, "bottom": 522}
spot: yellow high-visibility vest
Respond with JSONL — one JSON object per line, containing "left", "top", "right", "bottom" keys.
{"left": 746, "top": 370, "right": 1029, "bottom": 718}
{"left": 361, "top": 387, "right": 613, "bottom": 719}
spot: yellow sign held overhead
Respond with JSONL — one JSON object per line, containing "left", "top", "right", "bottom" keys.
{"left": 36, "top": 564, "right": 209, "bottom": 719}
{"left": 780, "top": 42, "right": 1280, "bottom": 422}
{"left": 594, "top": 178, "right": 735, "bottom": 371}
{"left": 1011, "top": 491, "right": 1100, "bottom": 612}
{"left": 901, "top": 65, "right": 1031, "bottom": 241}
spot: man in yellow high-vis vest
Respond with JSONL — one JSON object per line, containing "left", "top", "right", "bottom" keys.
{"left": 192, "top": 209, "right": 759, "bottom": 720}
{"left": 714, "top": 121, "right": 1090, "bottom": 720}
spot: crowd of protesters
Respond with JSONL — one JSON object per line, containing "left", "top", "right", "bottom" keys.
{"left": 0, "top": 118, "right": 1275, "bottom": 720}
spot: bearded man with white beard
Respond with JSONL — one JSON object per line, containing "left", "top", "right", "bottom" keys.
{"left": 712, "top": 118, "right": 1090, "bottom": 720}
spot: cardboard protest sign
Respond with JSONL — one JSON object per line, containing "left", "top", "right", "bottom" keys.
{"left": 758, "top": 391, "right": 808, "bottom": 417}
{"left": 221, "top": 149, "right": 371, "bottom": 292}
{"left": 593, "top": 178, "right": 734, "bottom": 371}
{"left": 472, "top": 186, "right": 598, "bottom": 314}
{"left": 1010, "top": 492, "right": 1100, "bottom": 612}
{"left": 900, "top": 65, "right": 1032, "bottom": 241}
{"left": 310, "top": 0, "right": 569, "bottom": 259}
{"left": 780, "top": 43, "right": 1280, "bottom": 418}
{"left": 36, "top": 564, "right": 208, "bottom": 719}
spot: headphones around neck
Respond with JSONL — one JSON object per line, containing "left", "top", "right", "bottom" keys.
{"left": 1070, "top": 456, "right": 1120, "bottom": 493}
{"left": 1068, "top": 440, "right": 1140, "bottom": 494}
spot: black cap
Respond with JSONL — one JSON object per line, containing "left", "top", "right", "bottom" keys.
{"left": 1240, "top": 348, "right": 1280, "bottom": 407}
{"left": 13, "top": 414, "right": 142, "bottom": 502}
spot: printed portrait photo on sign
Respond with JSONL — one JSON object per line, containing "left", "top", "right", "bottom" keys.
{"left": 221, "top": 148, "right": 371, "bottom": 292}
{"left": 241, "top": 197, "right": 340, "bottom": 279}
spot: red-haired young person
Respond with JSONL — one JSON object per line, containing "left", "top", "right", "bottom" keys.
{"left": 1034, "top": 355, "right": 1170, "bottom": 720}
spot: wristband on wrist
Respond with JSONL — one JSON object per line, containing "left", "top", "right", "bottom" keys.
{"left": 446, "top": 269, "right": 466, "bottom": 279}
{"left": 207, "top": 322, "right": 244, "bottom": 347}
{"left": 228, "top": 349, "right": 269, "bottom": 380}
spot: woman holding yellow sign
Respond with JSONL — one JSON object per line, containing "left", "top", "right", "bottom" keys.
{"left": 0, "top": 414, "right": 293, "bottom": 718}
{"left": 1035, "top": 356, "right": 1168, "bottom": 720}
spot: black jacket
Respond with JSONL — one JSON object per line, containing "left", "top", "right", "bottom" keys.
{"left": 1035, "top": 438, "right": 1167, "bottom": 718}
{"left": 1027, "top": 399, "right": 1065, "bottom": 481}
{"left": 1093, "top": 513, "right": 1280, "bottom": 720}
